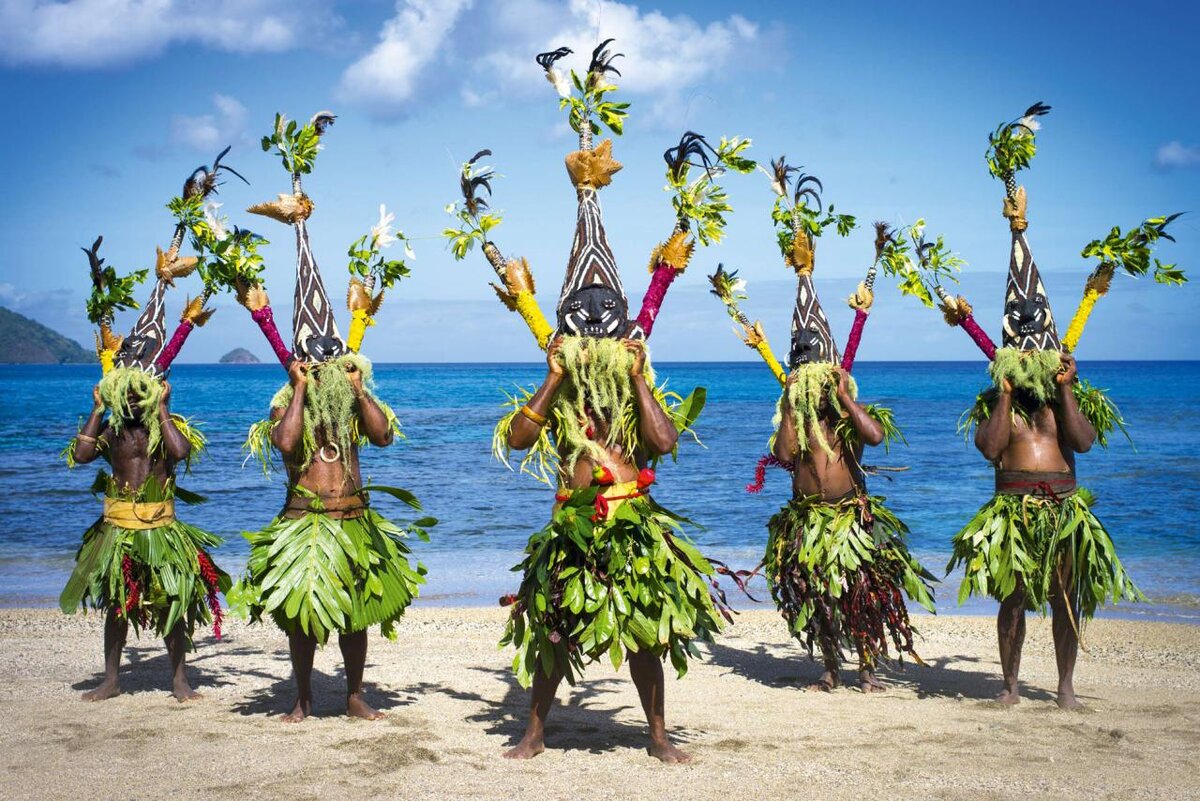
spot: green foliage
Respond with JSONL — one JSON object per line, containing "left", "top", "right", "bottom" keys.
{"left": 167, "top": 194, "right": 206, "bottom": 232}
{"left": 1080, "top": 213, "right": 1185, "bottom": 285}
{"left": 558, "top": 64, "right": 630, "bottom": 137}
{"left": 958, "top": 374, "right": 1131, "bottom": 450}
{"left": 836, "top": 403, "right": 906, "bottom": 455}
{"left": 85, "top": 264, "right": 147, "bottom": 327}
{"left": 985, "top": 102, "right": 1050, "bottom": 181}
{"left": 443, "top": 155, "right": 503, "bottom": 261}
{"left": 347, "top": 208, "right": 413, "bottom": 290}
{"left": 947, "top": 489, "right": 1144, "bottom": 618}
{"left": 193, "top": 222, "right": 269, "bottom": 294}
{"left": 897, "top": 220, "right": 967, "bottom": 308}
{"left": 665, "top": 136, "right": 756, "bottom": 246}
{"left": 772, "top": 363, "right": 856, "bottom": 458}
{"left": 261, "top": 113, "right": 322, "bottom": 176}
{"left": 771, "top": 195, "right": 856, "bottom": 259}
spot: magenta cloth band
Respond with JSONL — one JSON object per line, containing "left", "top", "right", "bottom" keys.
{"left": 959, "top": 314, "right": 997, "bottom": 361}
{"left": 153, "top": 319, "right": 194, "bottom": 373}
{"left": 635, "top": 264, "right": 679, "bottom": 339}
{"left": 251, "top": 306, "right": 293, "bottom": 367}
{"left": 839, "top": 308, "right": 868, "bottom": 372}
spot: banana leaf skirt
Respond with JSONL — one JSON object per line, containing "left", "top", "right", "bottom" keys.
{"left": 764, "top": 492, "right": 935, "bottom": 666}
{"left": 501, "top": 485, "right": 730, "bottom": 688}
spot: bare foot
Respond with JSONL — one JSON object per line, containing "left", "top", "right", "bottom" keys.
{"left": 995, "top": 687, "right": 1021, "bottom": 705}
{"left": 503, "top": 736, "right": 546, "bottom": 760}
{"left": 859, "top": 670, "right": 888, "bottom": 694}
{"left": 648, "top": 739, "right": 693, "bottom": 764}
{"left": 1056, "top": 690, "right": 1085, "bottom": 711}
{"left": 807, "top": 669, "right": 839, "bottom": 692}
{"left": 347, "top": 693, "right": 384, "bottom": 721}
{"left": 81, "top": 681, "right": 121, "bottom": 702}
{"left": 281, "top": 698, "right": 311, "bottom": 723}
{"left": 172, "top": 681, "right": 201, "bottom": 703}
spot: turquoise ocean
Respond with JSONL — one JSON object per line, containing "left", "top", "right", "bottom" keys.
{"left": 2, "top": 361, "right": 1197, "bottom": 622}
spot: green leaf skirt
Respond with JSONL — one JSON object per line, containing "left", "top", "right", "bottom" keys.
{"left": 59, "top": 515, "right": 229, "bottom": 647}
{"left": 764, "top": 493, "right": 936, "bottom": 666}
{"left": 501, "top": 488, "right": 729, "bottom": 689}
{"left": 947, "top": 488, "right": 1143, "bottom": 618}
{"left": 232, "top": 507, "right": 426, "bottom": 645}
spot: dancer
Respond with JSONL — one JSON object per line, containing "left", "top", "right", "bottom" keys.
{"left": 226, "top": 111, "right": 431, "bottom": 722}
{"left": 709, "top": 161, "right": 934, "bottom": 692}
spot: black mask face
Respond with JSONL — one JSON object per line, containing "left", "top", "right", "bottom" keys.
{"left": 789, "top": 326, "right": 826, "bottom": 367}
{"left": 116, "top": 334, "right": 154, "bottom": 366}
{"left": 559, "top": 285, "right": 629, "bottom": 339}
{"left": 301, "top": 335, "right": 346, "bottom": 363}
{"left": 1004, "top": 293, "right": 1050, "bottom": 340}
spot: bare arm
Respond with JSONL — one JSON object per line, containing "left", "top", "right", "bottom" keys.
{"left": 508, "top": 337, "right": 565, "bottom": 451}
{"left": 157, "top": 382, "right": 191, "bottom": 462}
{"left": 772, "top": 374, "right": 799, "bottom": 462}
{"left": 835, "top": 368, "right": 883, "bottom": 447}
{"left": 347, "top": 364, "right": 393, "bottom": 447}
{"left": 626, "top": 340, "right": 677, "bottom": 456}
{"left": 1055, "top": 355, "right": 1095, "bottom": 453}
{"left": 73, "top": 385, "right": 109, "bottom": 465}
{"left": 271, "top": 361, "right": 308, "bottom": 455}
{"left": 975, "top": 380, "right": 1013, "bottom": 463}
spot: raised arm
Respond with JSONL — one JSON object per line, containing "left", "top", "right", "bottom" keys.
{"left": 975, "top": 381, "right": 1013, "bottom": 463}
{"left": 157, "top": 382, "right": 192, "bottom": 463}
{"left": 346, "top": 363, "right": 393, "bottom": 447}
{"left": 271, "top": 361, "right": 308, "bottom": 455}
{"left": 625, "top": 340, "right": 678, "bottom": 456}
{"left": 835, "top": 368, "right": 883, "bottom": 446}
{"left": 73, "top": 385, "right": 110, "bottom": 465}
{"left": 1054, "top": 355, "right": 1095, "bottom": 453}
{"left": 508, "top": 337, "right": 565, "bottom": 451}
{"left": 772, "top": 373, "right": 799, "bottom": 462}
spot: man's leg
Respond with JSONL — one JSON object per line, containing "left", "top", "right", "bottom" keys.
{"left": 282, "top": 629, "right": 317, "bottom": 722}
{"left": 996, "top": 584, "right": 1027, "bottom": 704}
{"left": 165, "top": 623, "right": 200, "bottom": 702}
{"left": 339, "top": 629, "right": 383, "bottom": 720}
{"left": 857, "top": 644, "right": 887, "bottom": 694}
{"left": 81, "top": 610, "right": 127, "bottom": 701}
{"left": 628, "top": 650, "right": 692, "bottom": 764}
{"left": 1049, "top": 557, "right": 1083, "bottom": 710}
{"left": 504, "top": 664, "right": 563, "bottom": 759}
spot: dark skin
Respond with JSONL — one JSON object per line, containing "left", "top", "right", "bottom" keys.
{"left": 973, "top": 353, "right": 1094, "bottom": 710}
{"left": 505, "top": 336, "right": 689, "bottom": 763}
{"left": 773, "top": 366, "right": 887, "bottom": 693}
{"left": 72, "top": 381, "right": 199, "bottom": 702}
{"left": 270, "top": 359, "right": 394, "bottom": 723}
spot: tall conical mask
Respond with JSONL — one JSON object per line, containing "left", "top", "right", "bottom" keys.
{"left": 291, "top": 215, "right": 344, "bottom": 361}
{"left": 1001, "top": 188, "right": 1061, "bottom": 351}
{"left": 555, "top": 140, "right": 633, "bottom": 339}
{"left": 788, "top": 265, "right": 839, "bottom": 368}
{"left": 114, "top": 278, "right": 169, "bottom": 373}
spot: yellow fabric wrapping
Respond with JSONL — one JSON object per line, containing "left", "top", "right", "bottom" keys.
{"left": 99, "top": 349, "right": 116, "bottom": 375}
{"left": 755, "top": 340, "right": 787, "bottom": 386}
{"left": 514, "top": 290, "right": 553, "bottom": 350}
{"left": 348, "top": 308, "right": 373, "bottom": 353}
{"left": 103, "top": 498, "right": 176, "bottom": 530}
{"left": 1062, "top": 287, "right": 1103, "bottom": 353}
{"left": 553, "top": 481, "right": 640, "bottom": 516}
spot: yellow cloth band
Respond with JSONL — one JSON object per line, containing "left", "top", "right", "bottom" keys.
{"left": 1062, "top": 287, "right": 1103, "bottom": 353}
{"left": 348, "top": 307, "right": 374, "bottom": 353}
{"left": 103, "top": 498, "right": 176, "bottom": 530}
{"left": 519, "top": 405, "right": 548, "bottom": 426}
{"left": 553, "top": 480, "right": 641, "bottom": 516}
{"left": 99, "top": 349, "right": 116, "bottom": 375}
{"left": 754, "top": 340, "right": 788, "bottom": 386}
{"left": 514, "top": 290, "right": 554, "bottom": 350}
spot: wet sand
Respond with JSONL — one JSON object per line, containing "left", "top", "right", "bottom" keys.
{"left": 1, "top": 607, "right": 1197, "bottom": 800}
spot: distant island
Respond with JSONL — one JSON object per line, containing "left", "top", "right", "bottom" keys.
{"left": 219, "top": 347, "right": 261, "bottom": 364}
{"left": 0, "top": 307, "right": 95, "bottom": 364}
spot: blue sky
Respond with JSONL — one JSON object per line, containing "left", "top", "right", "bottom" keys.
{"left": 1, "top": 0, "right": 1197, "bottom": 362}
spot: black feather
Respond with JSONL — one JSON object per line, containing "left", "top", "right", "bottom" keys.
{"left": 770, "top": 156, "right": 800, "bottom": 194}
{"left": 536, "top": 47, "right": 573, "bottom": 70}
{"left": 83, "top": 236, "right": 105, "bottom": 289}
{"left": 310, "top": 111, "right": 337, "bottom": 136}
{"left": 663, "top": 131, "right": 716, "bottom": 181}
{"left": 793, "top": 172, "right": 823, "bottom": 210}
{"left": 1023, "top": 101, "right": 1052, "bottom": 118}
{"left": 588, "top": 38, "right": 624, "bottom": 78}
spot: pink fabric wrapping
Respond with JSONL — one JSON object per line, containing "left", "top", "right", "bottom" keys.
{"left": 251, "top": 306, "right": 293, "bottom": 367}
{"left": 153, "top": 319, "right": 194, "bottom": 373}
{"left": 635, "top": 264, "right": 679, "bottom": 338}
{"left": 959, "top": 314, "right": 997, "bottom": 361}
{"left": 839, "top": 308, "right": 869, "bottom": 372}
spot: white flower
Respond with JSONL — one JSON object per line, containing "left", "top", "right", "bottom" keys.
{"left": 546, "top": 68, "right": 571, "bottom": 98}
{"left": 1017, "top": 115, "right": 1040, "bottom": 136}
{"left": 371, "top": 204, "right": 397, "bottom": 249}
{"left": 757, "top": 163, "right": 785, "bottom": 197}
{"left": 403, "top": 240, "right": 416, "bottom": 260}
{"left": 203, "top": 202, "right": 227, "bottom": 240}
{"left": 730, "top": 278, "right": 747, "bottom": 294}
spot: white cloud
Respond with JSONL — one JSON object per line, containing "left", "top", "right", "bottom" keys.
{"left": 339, "top": 0, "right": 764, "bottom": 122}
{"left": 169, "top": 93, "right": 248, "bottom": 152}
{"left": 0, "top": 0, "right": 339, "bottom": 68}
{"left": 1155, "top": 141, "right": 1200, "bottom": 170}
{"left": 338, "top": 0, "right": 474, "bottom": 115}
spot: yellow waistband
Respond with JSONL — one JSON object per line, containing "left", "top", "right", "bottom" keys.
{"left": 103, "top": 498, "right": 176, "bottom": 530}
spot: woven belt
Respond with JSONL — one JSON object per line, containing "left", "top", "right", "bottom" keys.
{"left": 995, "top": 469, "right": 1076, "bottom": 500}
{"left": 282, "top": 493, "right": 367, "bottom": 519}
{"left": 103, "top": 498, "right": 176, "bottom": 530}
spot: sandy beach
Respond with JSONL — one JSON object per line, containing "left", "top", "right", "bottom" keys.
{"left": 0, "top": 607, "right": 1197, "bottom": 801}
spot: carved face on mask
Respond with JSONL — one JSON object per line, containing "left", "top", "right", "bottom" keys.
{"left": 1003, "top": 292, "right": 1051, "bottom": 342}
{"left": 299, "top": 334, "right": 346, "bottom": 363}
{"left": 789, "top": 325, "right": 828, "bottom": 367}
{"left": 558, "top": 284, "right": 629, "bottom": 339}
{"left": 115, "top": 334, "right": 154, "bottom": 367}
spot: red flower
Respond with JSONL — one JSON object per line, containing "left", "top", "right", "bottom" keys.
{"left": 636, "top": 468, "right": 656, "bottom": 490}
{"left": 592, "top": 465, "right": 615, "bottom": 486}
{"left": 555, "top": 489, "right": 571, "bottom": 503}
{"left": 585, "top": 425, "right": 596, "bottom": 440}
{"left": 197, "top": 551, "right": 224, "bottom": 640}
{"left": 121, "top": 555, "right": 141, "bottom": 615}
{"left": 498, "top": 594, "right": 518, "bottom": 607}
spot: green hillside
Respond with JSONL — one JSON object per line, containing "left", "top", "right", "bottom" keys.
{"left": 0, "top": 306, "right": 96, "bottom": 364}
